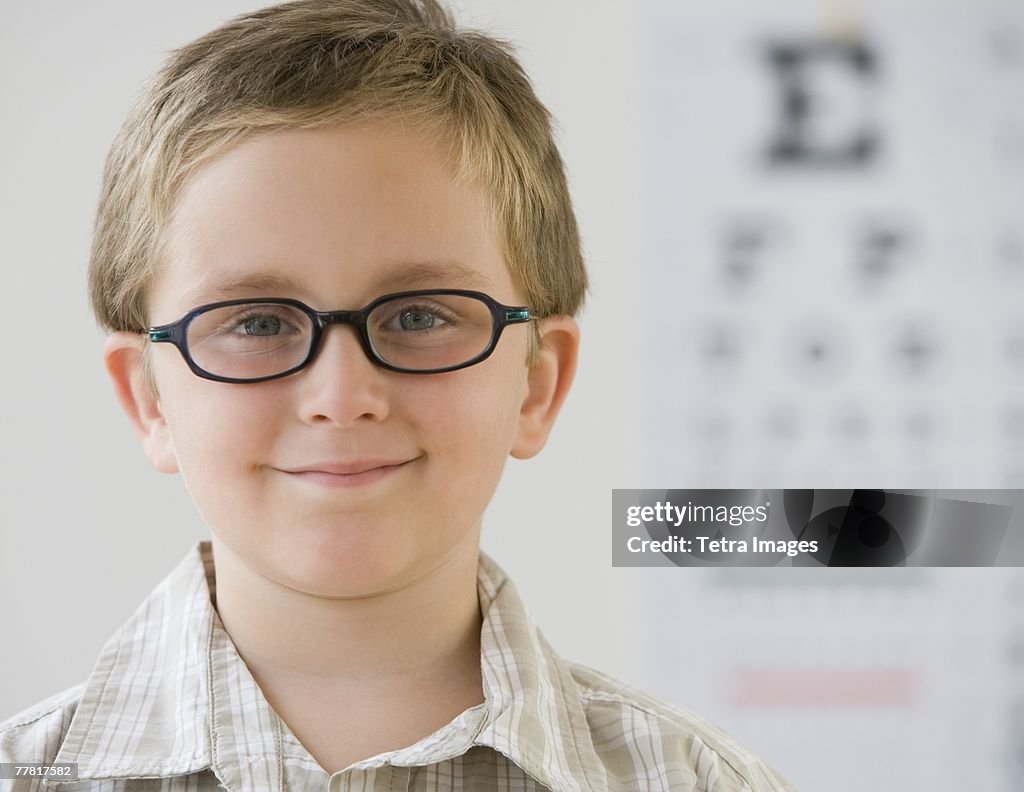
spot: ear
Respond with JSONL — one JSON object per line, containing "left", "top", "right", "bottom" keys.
{"left": 510, "top": 316, "right": 580, "bottom": 459}
{"left": 103, "top": 332, "right": 179, "bottom": 474}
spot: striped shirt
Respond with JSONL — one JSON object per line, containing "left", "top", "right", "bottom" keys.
{"left": 0, "top": 542, "right": 795, "bottom": 791}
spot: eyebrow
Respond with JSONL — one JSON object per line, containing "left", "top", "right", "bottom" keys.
{"left": 184, "top": 260, "right": 495, "bottom": 306}
{"left": 184, "top": 272, "right": 308, "bottom": 305}
{"left": 373, "top": 260, "right": 494, "bottom": 292}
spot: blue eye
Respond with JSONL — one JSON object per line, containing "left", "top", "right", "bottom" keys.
{"left": 399, "top": 309, "right": 439, "bottom": 331}
{"left": 379, "top": 302, "right": 457, "bottom": 334}
{"left": 243, "top": 315, "right": 282, "bottom": 336}
{"left": 206, "top": 307, "right": 307, "bottom": 340}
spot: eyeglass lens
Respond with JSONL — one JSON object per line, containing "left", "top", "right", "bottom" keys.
{"left": 185, "top": 293, "right": 496, "bottom": 379}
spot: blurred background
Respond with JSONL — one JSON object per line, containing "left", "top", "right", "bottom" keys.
{"left": 1, "top": 1, "right": 1021, "bottom": 790}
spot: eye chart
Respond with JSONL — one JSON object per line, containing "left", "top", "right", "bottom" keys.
{"left": 633, "top": 2, "right": 1024, "bottom": 790}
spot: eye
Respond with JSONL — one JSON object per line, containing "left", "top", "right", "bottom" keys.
{"left": 380, "top": 301, "right": 457, "bottom": 333}
{"left": 241, "top": 314, "right": 282, "bottom": 336}
{"left": 213, "top": 307, "right": 306, "bottom": 338}
{"left": 399, "top": 308, "right": 440, "bottom": 331}
{"left": 189, "top": 303, "right": 311, "bottom": 361}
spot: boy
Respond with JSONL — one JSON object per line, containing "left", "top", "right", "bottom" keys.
{"left": 0, "top": 1, "right": 794, "bottom": 789}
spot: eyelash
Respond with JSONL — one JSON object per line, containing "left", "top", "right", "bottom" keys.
{"left": 224, "top": 308, "right": 302, "bottom": 334}
{"left": 379, "top": 302, "right": 460, "bottom": 329}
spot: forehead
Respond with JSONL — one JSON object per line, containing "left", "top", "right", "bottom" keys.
{"left": 150, "top": 120, "right": 511, "bottom": 316}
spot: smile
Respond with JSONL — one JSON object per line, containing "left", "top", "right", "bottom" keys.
{"left": 275, "top": 458, "right": 418, "bottom": 489}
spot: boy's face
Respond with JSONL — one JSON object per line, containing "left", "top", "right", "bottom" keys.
{"left": 105, "top": 120, "right": 577, "bottom": 598}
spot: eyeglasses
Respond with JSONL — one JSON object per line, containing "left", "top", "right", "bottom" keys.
{"left": 147, "top": 289, "right": 532, "bottom": 383}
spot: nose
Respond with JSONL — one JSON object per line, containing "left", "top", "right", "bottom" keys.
{"left": 294, "top": 323, "right": 390, "bottom": 427}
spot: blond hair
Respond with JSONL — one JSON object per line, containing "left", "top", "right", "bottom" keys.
{"left": 88, "top": 0, "right": 586, "bottom": 391}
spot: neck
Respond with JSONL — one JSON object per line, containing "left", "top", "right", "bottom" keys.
{"left": 209, "top": 537, "right": 484, "bottom": 691}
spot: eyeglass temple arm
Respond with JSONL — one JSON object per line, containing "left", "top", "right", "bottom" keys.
{"left": 148, "top": 323, "right": 185, "bottom": 344}
{"left": 504, "top": 309, "right": 531, "bottom": 324}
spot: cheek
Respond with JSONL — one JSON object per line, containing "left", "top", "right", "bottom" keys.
{"left": 160, "top": 379, "right": 275, "bottom": 504}
{"left": 414, "top": 358, "right": 527, "bottom": 474}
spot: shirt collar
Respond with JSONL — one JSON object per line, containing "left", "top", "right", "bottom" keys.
{"left": 472, "top": 552, "right": 606, "bottom": 791}
{"left": 49, "top": 542, "right": 604, "bottom": 791}
{"left": 51, "top": 542, "right": 217, "bottom": 782}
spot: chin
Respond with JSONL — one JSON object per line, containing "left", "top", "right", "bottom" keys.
{"left": 271, "top": 533, "right": 431, "bottom": 599}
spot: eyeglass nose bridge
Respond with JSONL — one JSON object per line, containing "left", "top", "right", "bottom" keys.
{"left": 305, "top": 308, "right": 381, "bottom": 370}
{"left": 311, "top": 308, "right": 362, "bottom": 329}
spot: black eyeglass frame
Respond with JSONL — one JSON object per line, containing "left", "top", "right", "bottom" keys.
{"left": 147, "top": 288, "right": 533, "bottom": 383}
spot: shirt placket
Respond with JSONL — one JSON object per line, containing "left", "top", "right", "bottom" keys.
{"left": 328, "top": 763, "right": 411, "bottom": 792}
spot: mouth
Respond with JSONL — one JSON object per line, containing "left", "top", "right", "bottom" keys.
{"left": 275, "top": 457, "right": 419, "bottom": 489}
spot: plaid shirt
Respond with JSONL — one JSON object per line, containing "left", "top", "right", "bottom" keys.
{"left": 0, "top": 542, "right": 795, "bottom": 791}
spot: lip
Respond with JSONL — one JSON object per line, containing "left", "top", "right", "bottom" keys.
{"left": 274, "top": 458, "right": 418, "bottom": 488}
